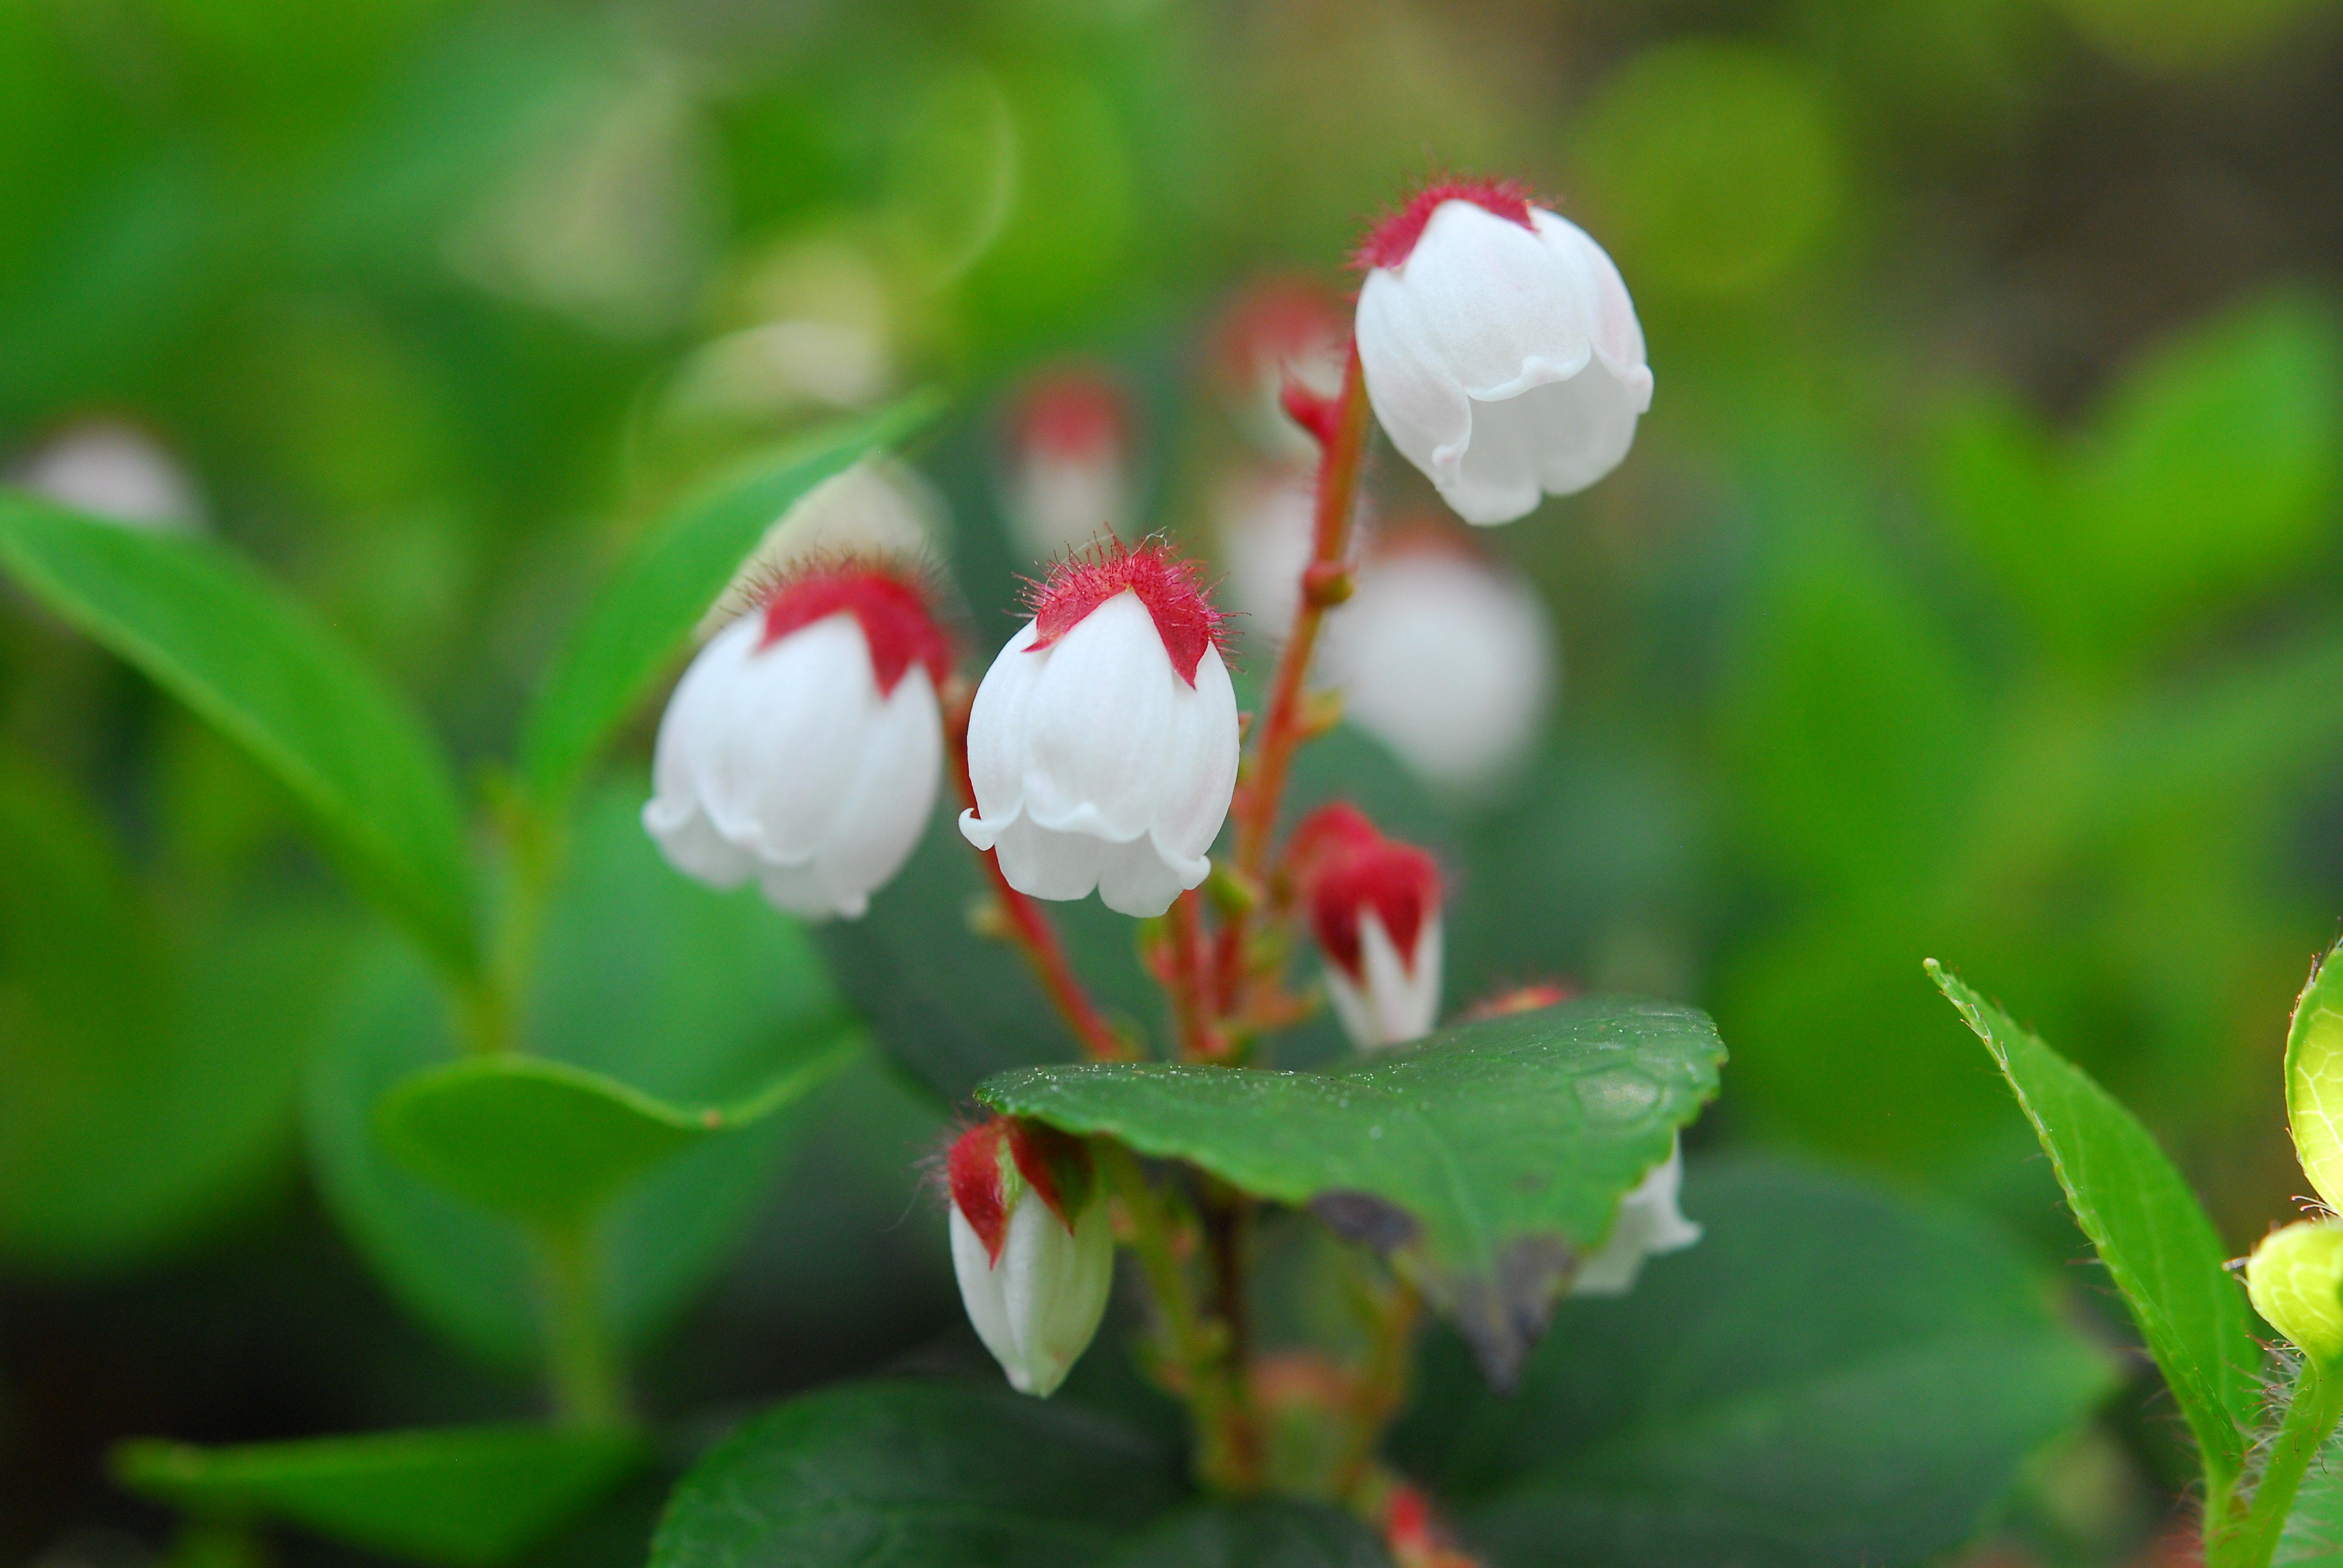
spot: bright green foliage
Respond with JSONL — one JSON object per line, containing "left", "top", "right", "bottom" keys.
{"left": 2248, "top": 1221, "right": 2343, "bottom": 1364}
{"left": 980, "top": 998, "right": 1723, "bottom": 1386}
{"left": 1394, "top": 1157, "right": 2118, "bottom": 1568}
{"left": 2287, "top": 944, "right": 2343, "bottom": 1214}
{"left": 1930, "top": 962, "right": 2261, "bottom": 1486}
{"left": 377, "top": 1036, "right": 857, "bottom": 1227}
{"left": 517, "top": 393, "right": 942, "bottom": 809}
{"left": 0, "top": 491, "right": 480, "bottom": 976}
{"left": 305, "top": 786, "right": 852, "bottom": 1364}
{"left": 113, "top": 1425, "right": 645, "bottom": 1567}
{"left": 647, "top": 1383, "right": 1185, "bottom": 1568}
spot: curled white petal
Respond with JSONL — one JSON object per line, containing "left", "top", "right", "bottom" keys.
{"left": 1325, "top": 910, "right": 1444, "bottom": 1053}
{"left": 1357, "top": 202, "right": 1650, "bottom": 526}
{"left": 1571, "top": 1141, "right": 1700, "bottom": 1298}
{"left": 643, "top": 610, "right": 940, "bottom": 920}
{"left": 950, "top": 1191, "right": 1114, "bottom": 1397}
{"left": 960, "top": 592, "right": 1239, "bottom": 918}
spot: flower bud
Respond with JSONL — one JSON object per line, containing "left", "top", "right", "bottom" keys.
{"left": 2287, "top": 943, "right": 2343, "bottom": 1215}
{"left": 11, "top": 419, "right": 205, "bottom": 532}
{"left": 946, "top": 1117, "right": 1113, "bottom": 1398}
{"left": 2248, "top": 1218, "right": 2343, "bottom": 1363}
{"left": 1316, "top": 524, "right": 1556, "bottom": 795}
{"left": 1212, "top": 276, "right": 1349, "bottom": 457}
{"left": 1571, "top": 1139, "right": 1701, "bottom": 1297}
{"left": 1000, "top": 368, "right": 1132, "bottom": 559}
{"left": 644, "top": 561, "right": 949, "bottom": 919}
{"left": 1293, "top": 804, "right": 1443, "bottom": 1053}
{"left": 960, "top": 541, "right": 1239, "bottom": 918}
{"left": 1354, "top": 180, "right": 1650, "bottom": 525}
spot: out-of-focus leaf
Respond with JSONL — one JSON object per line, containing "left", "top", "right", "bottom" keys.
{"left": 2277, "top": 1431, "right": 2343, "bottom": 1566}
{"left": 981, "top": 998, "right": 1723, "bottom": 1387}
{"left": 377, "top": 1034, "right": 856, "bottom": 1227}
{"left": 0, "top": 761, "right": 352, "bottom": 1275}
{"left": 0, "top": 492, "right": 479, "bottom": 976}
{"left": 1393, "top": 1157, "right": 2117, "bottom": 1568}
{"left": 305, "top": 785, "right": 847, "bottom": 1365}
{"left": 114, "top": 1425, "right": 644, "bottom": 1568}
{"left": 1931, "top": 962, "right": 2260, "bottom": 1487}
{"left": 647, "top": 1382, "right": 1183, "bottom": 1568}
{"left": 517, "top": 394, "right": 942, "bottom": 809}
{"left": 1107, "top": 1503, "right": 1392, "bottom": 1567}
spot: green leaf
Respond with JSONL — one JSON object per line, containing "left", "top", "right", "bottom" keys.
{"left": 647, "top": 1382, "right": 1184, "bottom": 1568}
{"left": 1929, "top": 961, "right": 2261, "bottom": 1486}
{"left": 306, "top": 783, "right": 851, "bottom": 1365}
{"left": 376, "top": 1035, "right": 857, "bottom": 1227}
{"left": 1108, "top": 1503, "right": 1392, "bottom": 1567}
{"left": 517, "top": 393, "right": 943, "bottom": 809}
{"left": 1393, "top": 1157, "right": 2119, "bottom": 1568}
{"left": 980, "top": 997, "right": 1725, "bottom": 1387}
{"left": 114, "top": 1425, "right": 644, "bottom": 1568}
{"left": 0, "top": 491, "right": 479, "bottom": 975}
{"left": 2277, "top": 1431, "right": 2343, "bottom": 1566}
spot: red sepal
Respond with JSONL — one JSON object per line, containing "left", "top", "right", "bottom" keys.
{"left": 1025, "top": 538, "right": 1232, "bottom": 688}
{"left": 1354, "top": 177, "right": 1540, "bottom": 272}
{"left": 1005, "top": 1120, "right": 1095, "bottom": 1235}
{"left": 946, "top": 1120, "right": 1009, "bottom": 1263}
{"left": 761, "top": 564, "right": 952, "bottom": 697}
{"left": 1293, "top": 803, "right": 1441, "bottom": 984}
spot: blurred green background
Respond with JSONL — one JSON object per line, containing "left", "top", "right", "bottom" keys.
{"left": 5, "top": 0, "right": 2343, "bottom": 1562}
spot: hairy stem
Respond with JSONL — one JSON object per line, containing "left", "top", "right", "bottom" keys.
{"left": 945, "top": 681, "right": 1132, "bottom": 1062}
{"left": 536, "top": 1220, "right": 631, "bottom": 1430}
{"left": 2214, "top": 1355, "right": 2343, "bottom": 1568}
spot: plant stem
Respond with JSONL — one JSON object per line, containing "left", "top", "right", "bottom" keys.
{"left": 1332, "top": 1274, "right": 1423, "bottom": 1501}
{"left": 2215, "top": 1355, "right": 2343, "bottom": 1568}
{"left": 1168, "top": 890, "right": 1225, "bottom": 1060}
{"left": 1099, "top": 1142, "right": 1260, "bottom": 1491}
{"left": 536, "top": 1220, "right": 632, "bottom": 1431}
{"left": 943, "top": 681, "right": 1132, "bottom": 1062}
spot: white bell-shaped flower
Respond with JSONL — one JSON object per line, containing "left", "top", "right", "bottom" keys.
{"left": 999, "top": 368, "right": 1132, "bottom": 559}
{"left": 1317, "top": 527, "right": 1556, "bottom": 795}
{"left": 960, "top": 542, "right": 1239, "bottom": 919}
{"left": 947, "top": 1117, "right": 1114, "bottom": 1398}
{"left": 1354, "top": 181, "right": 1651, "bottom": 525}
{"left": 13, "top": 420, "right": 205, "bottom": 532}
{"left": 1294, "top": 803, "right": 1444, "bottom": 1053}
{"left": 1571, "top": 1140, "right": 1701, "bottom": 1297}
{"left": 644, "top": 562, "right": 949, "bottom": 920}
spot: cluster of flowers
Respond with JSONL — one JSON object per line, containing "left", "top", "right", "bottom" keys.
{"left": 642, "top": 180, "right": 1690, "bottom": 1399}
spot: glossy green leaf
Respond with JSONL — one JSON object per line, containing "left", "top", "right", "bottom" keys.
{"left": 306, "top": 784, "right": 851, "bottom": 1365}
{"left": 1930, "top": 961, "right": 2260, "bottom": 1486}
{"left": 981, "top": 997, "right": 1725, "bottom": 1387}
{"left": 114, "top": 1425, "right": 644, "bottom": 1567}
{"left": 647, "top": 1382, "right": 1183, "bottom": 1568}
{"left": 1393, "top": 1157, "right": 2118, "bottom": 1568}
{"left": 377, "top": 1034, "right": 857, "bottom": 1227}
{"left": 2286, "top": 941, "right": 2343, "bottom": 1214}
{"left": 0, "top": 491, "right": 479, "bottom": 975}
{"left": 1107, "top": 1503, "right": 1392, "bottom": 1567}
{"left": 517, "top": 393, "right": 943, "bottom": 809}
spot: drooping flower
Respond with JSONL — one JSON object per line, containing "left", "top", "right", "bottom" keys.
{"left": 946, "top": 1117, "right": 1114, "bottom": 1397}
{"left": 1354, "top": 179, "right": 1651, "bottom": 525}
{"left": 1316, "top": 522, "right": 1557, "bottom": 795}
{"left": 1000, "top": 368, "right": 1133, "bottom": 559}
{"left": 1212, "top": 275, "right": 1350, "bottom": 457}
{"left": 12, "top": 419, "right": 205, "bottom": 532}
{"left": 644, "top": 560, "right": 950, "bottom": 919}
{"left": 960, "top": 541, "right": 1239, "bottom": 918}
{"left": 1571, "top": 1140, "right": 1701, "bottom": 1297}
{"left": 1293, "top": 803, "right": 1444, "bottom": 1053}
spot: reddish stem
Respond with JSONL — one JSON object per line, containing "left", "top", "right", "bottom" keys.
{"left": 1168, "top": 890, "right": 1226, "bottom": 1060}
{"left": 945, "top": 684, "right": 1132, "bottom": 1062}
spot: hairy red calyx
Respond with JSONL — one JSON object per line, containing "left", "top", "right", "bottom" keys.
{"left": 1293, "top": 802, "right": 1442, "bottom": 982}
{"left": 1026, "top": 538, "right": 1232, "bottom": 688}
{"left": 946, "top": 1117, "right": 1096, "bottom": 1264}
{"left": 760, "top": 563, "right": 952, "bottom": 697}
{"left": 1017, "top": 369, "right": 1126, "bottom": 462}
{"left": 1354, "top": 177, "right": 1540, "bottom": 272}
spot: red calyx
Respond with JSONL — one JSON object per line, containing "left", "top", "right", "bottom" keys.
{"left": 1293, "top": 803, "right": 1441, "bottom": 983}
{"left": 1215, "top": 275, "right": 1346, "bottom": 384}
{"left": 1006, "top": 1119, "right": 1095, "bottom": 1235}
{"left": 946, "top": 1120, "right": 1010, "bottom": 1263}
{"left": 1026, "top": 538, "right": 1232, "bottom": 688}
{"left": 1017, "top": 368, "right": 1126, "bottom": 462}
{"left": 761, "top": 564, "right": 952, "bottom": 697}
{"left": 1354, "top": 177, "right": 1540, "bottom": 272}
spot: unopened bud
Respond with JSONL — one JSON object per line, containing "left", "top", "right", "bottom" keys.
{"left": 945, "top": 1118, "right": 1113, "bottom": 1397}
{"left": 2248, "top": 1219, "right": 2343, "bottom": 1363}
{"left": 2287, "top": 942, "right": 2343, "bottom": 1214}
{"left": 1291, "top": 803, "right": 1443, "bottom": 1053}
